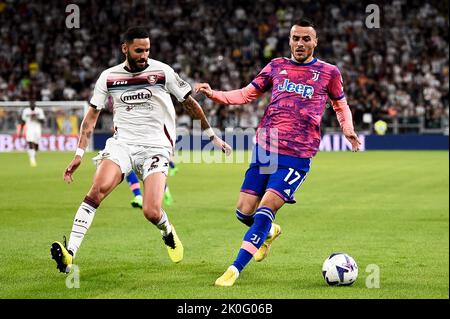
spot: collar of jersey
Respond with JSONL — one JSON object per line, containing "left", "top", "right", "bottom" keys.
{"left": 288, "top": 57, "right": 318, "bottom": 66}
{"left": 123, "top": 61, "right": 150, "bottom": 73}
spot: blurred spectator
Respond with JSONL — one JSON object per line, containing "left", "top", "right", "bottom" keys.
{"left": 0, "top": 0, "right": 448, "bottom": 133}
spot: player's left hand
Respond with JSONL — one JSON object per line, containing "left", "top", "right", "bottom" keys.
{"left": 211, "top": 135, "right": 232, "bottom": 156}
{"left": 343, "top": 129, "right": 361, "bottom": 152}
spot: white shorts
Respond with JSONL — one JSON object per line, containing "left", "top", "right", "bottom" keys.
{"left": 26, "top": 128, "right": 41, "bottom": 144}
{"left": 92, "top": 138, "right": 171, "bottom": 181}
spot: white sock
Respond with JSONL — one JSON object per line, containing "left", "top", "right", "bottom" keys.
{"left": 28, "top": 149, "right": 36, "bottom": 161}
{"left": 157, "top": 209, "right": 172, "bottom": 236}
{"left": 67, "top": 199, "right": 97, "bottom": 258}
{"left": 229, "top": 265, "right": 240, "bottom": 276}
{"left": 267, "top": 224, "right": 275, "bottom": 238}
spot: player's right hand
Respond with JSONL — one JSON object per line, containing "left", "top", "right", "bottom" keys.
{"left": 194, "top": 83, "right": 213, "bottom": 98}
{"left": 63, "top": 157, "right": 82, "bottom": 183}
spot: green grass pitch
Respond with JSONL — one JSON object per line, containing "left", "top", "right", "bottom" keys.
{"left": 0, "top": 151, "right": 448, "bottom": 298}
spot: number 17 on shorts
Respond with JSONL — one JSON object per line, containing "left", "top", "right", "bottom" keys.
{"left": 266, "top": 167, "right": 308, "bottom": 204}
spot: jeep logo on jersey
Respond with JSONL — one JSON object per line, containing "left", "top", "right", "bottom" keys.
{"left": 277, "top": 79, "right": 314, "bottom": 98}
{"left": 120, "top": 88, "right": 153, "bottom": 105}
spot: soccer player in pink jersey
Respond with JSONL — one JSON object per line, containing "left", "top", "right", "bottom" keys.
{"left": 195, "top": 19, "right": 361, "bottom": 286}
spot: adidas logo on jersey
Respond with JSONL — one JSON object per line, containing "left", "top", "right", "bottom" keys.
{"left": 279, "top": 70, "right": 288, "bottom": 75}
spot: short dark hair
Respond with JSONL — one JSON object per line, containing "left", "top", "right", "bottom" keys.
{"left": 293, "top": 18, "right": 316, "bottom": 28}
{"left": 292, "top": 18, "right": 317, "bottom": 37}
{"left": 122, "top": 26, "right": 150, "bottom": 44}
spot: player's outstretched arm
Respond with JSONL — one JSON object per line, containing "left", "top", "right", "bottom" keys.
{"left": 63, "top": 106, "right": 101, "bottom": 183}
{"left": 181, "top": 95, "right": 232, "bottom": 155}
{"left": 194, "top": 83, "right": 214, "bottom": 98}
{"left": 194, "top": 83, "right": 262, "bottom": 105}
{"left": 331, "top": 98, "right": 361, "bottom": 152}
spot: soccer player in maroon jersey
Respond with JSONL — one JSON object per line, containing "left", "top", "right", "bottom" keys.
{"left": 50, "top": 27, "right": 231, "bottom": 274}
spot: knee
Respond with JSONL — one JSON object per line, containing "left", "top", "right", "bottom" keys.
{"left": 143, "top": 205, "right": 162, "bottom": 224}
{"left": 87, "top": 184, "right": 109, "bottom": 203}
{"left": 237, "top": 201, "right": 257, "bottom": 214}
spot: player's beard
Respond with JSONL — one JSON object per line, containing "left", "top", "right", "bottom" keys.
{"left": 127, "top": 53, "right": 148, "bottom": 72}
{"left": 291, "top": 46, "right": 314, "bottom": 64}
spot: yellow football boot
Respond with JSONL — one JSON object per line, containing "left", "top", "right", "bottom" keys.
{"left": 254, "top": 223, "right": 282, "bottom": 262}
{"left": 162, "top": 225, "right": 183, "bottom": 263}
{"left": 215, "top": 266, "right": 240, "bottom": 287}
{"left": 50, "top": 240, "right": 73, "bottom": 273}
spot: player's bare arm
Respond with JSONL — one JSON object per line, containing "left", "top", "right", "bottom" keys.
{"left": 181, "top": 95, "right": 212, "bottom": 131}
{"left": 181, "top": 95, "right": 231, "bottom": 155}
{"left": 77, "top": 106, "right": 100, "bottom": 150}
{"left": 63, "top": 106, "right": 101, "bottom": 183}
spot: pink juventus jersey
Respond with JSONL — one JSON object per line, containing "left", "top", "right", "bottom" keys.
{"left": 252, "top": 57, "right": 345, "bottom": 158}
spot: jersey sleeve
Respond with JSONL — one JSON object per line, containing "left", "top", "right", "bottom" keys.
{"left": 327, "top": 66, "right": 345, "bottom": 100}
{"left": 89, "top": 70, "right": 109, "bottom": 109}
{"left": 165, "top": 68, "right": 192, "bottom": 102}
{"left": 250, "top": 61, "right": 273, "bottom": 93}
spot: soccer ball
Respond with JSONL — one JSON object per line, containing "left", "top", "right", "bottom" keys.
{"left": 322, "top": 253, "right": 358, "bottom": 286}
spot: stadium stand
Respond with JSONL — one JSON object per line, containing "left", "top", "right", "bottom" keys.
{"left": 0, "top": 0, "right": 448, "bottom": 134}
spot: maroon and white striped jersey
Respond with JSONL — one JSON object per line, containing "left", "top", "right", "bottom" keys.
{"left": 90, "top": 59, "right": 191, "bottom": 150}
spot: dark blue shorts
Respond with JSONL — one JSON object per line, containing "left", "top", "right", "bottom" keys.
{"left": 240, "top": 144, "right": 311, "bottom": 203}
